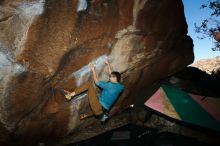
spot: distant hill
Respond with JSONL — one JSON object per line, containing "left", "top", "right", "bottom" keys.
{"left": 191, "top": 56, "right": 220, "bottom": 76}
{"left": 171, "top": 56, "right": 220, "bottom": 96}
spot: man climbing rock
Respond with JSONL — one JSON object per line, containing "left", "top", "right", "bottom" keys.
{"left": 61, "top": 60, "right": 124, "bottom": 123}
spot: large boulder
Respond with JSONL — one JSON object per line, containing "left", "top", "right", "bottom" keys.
{"left": 0, "top": 0, "right": 193, "bottom": 145}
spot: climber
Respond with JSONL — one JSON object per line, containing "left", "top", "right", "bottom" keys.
{"left": 61, "top": 60, "right": 124, "bottom": 123}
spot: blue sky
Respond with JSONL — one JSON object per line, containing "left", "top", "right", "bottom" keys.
{"left": 183, "top": 0, "right": 220, "bottom": 61}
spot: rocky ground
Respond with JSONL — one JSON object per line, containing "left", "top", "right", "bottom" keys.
{"left": 57, "top": 106, "right": 219, "bottom": 146}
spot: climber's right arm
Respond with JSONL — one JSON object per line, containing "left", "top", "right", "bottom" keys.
{"left": 90, "top": 63, "right": 99, "bottom": 84}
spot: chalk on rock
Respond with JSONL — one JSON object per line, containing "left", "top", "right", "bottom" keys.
{"left": 77, "top": 0, "right": 88, "bottom": 12}
{"left": 71, "top": 55, "right": 109, "bottom": 86}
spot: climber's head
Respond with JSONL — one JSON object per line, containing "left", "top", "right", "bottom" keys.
{"left": 109, "top": 71, "right": 121, "bottom": 83}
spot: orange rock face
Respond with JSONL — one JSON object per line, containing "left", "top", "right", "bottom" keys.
{"left": 0, "top": 0, "right": 193, "bottom": 145}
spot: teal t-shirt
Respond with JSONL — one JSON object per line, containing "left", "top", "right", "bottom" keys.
{"left": 96, "top": 81, "right": 124, "bottom": 110}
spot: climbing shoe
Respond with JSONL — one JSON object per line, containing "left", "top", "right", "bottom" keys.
{"left": 100, "top": 113, "right": 109, "bottom": 124}
{"left": 60, "top": 89, "right": 72, "bottom": 100}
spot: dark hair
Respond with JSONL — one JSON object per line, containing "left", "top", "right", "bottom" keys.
{"left": 111, "top": 71, "right": 121, "bottom": 82}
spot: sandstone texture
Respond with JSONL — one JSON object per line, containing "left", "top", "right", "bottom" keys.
{"left": 0, "top": 0, "right": 193, "bottom": 145}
